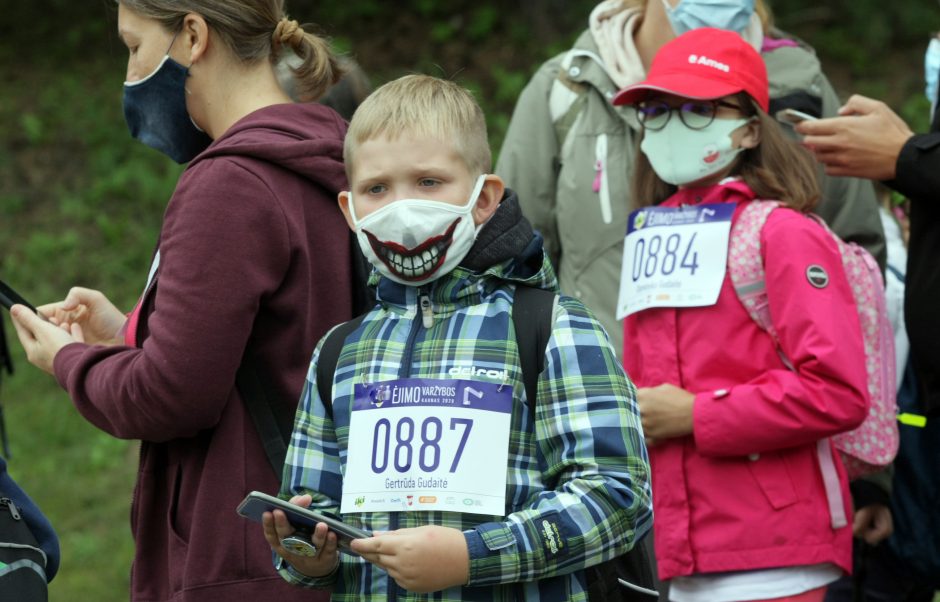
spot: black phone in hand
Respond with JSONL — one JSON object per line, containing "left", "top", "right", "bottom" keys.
{"left": 0, "top": 279, "right": 37, "bottom": 313}
{"left": 237, "top": 491, "right": 372, "bottom": 556}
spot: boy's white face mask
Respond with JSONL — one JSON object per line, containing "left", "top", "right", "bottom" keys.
{"left": 348, "top": 175, "right": 486, "bottom": 286}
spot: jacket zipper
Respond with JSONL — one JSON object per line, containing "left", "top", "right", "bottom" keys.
{"left": 593, "top": 134, "right": 612, "bottom": 224}
{"left": 419, "top": 294, "right": 434, "bottom": 329}
{"left": 388, "top": 288, "right": 432, "bottom": 600}
{"left": 399, "top": 290, "right": 432, "bottom": 378}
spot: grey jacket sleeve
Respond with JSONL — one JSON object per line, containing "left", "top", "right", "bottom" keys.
{"left": 496, "top": 60, "right": 563, "bottom": 270}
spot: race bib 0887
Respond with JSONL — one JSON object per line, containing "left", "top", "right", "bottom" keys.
{"left": 341, "top": 378, "right": 512, "bottom": 516}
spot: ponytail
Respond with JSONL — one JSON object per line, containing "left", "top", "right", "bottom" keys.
{"left": 272, "top": 18, "right": 344, "bottom": 102}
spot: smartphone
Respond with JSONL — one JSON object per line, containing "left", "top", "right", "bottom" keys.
{"left": 0, "top": 279, "right": 38, "bottom": 313}
{"left": 237, "top": 491, "right": 371, "bottom": 556}
{"left": 775, "top": 108, "right": 818, "bottom": 125}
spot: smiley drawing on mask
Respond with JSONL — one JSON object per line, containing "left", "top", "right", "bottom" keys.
{"left": 349, "top": 175, "right": 486, "bottom": 286}
{"left": 362, "top": 218, "right": 461, "bottom": 282}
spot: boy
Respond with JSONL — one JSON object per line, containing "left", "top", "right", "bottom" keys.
{"left": 262, "top": 74, "right": 652, "bottom": 600}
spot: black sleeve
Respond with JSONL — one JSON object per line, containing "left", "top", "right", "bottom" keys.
{"left": 886, "top": 133, "right": 940, "bottom": 202}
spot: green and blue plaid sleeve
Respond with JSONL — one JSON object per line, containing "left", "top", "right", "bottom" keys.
{"left": 463, "top": 297, "right": 652, "bottom": 586}
{"left": 275, "top": 334, "right": 344, "bottom": 590}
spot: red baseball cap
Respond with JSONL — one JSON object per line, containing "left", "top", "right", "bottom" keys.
{"left": 613, "top": 27, "right": 769, "bottom": 112}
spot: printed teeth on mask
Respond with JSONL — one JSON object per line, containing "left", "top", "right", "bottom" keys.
{"left": 382, "top": 242, "right": 445, "bottom": 278}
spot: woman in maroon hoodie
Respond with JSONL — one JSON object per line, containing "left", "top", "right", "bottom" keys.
{"left": 9, "top": 2, "right": 354, "bottom": 600}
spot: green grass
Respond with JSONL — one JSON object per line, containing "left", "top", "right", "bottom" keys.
{"left": 3, "top": 369, "right": 137, "bottom": 600}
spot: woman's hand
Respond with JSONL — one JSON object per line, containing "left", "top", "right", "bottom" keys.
{"left": 636, "top": 383, "right": 695, "bottom": 446}
{"left": 10, "top": 305, "right": 83, "bottom": 374}
{"left": 262, "top": 494, "right": 340, "bottom": 578}
{"left": 40, "top": 287, "right": 126, "bottom": 346}
{"left": 352, "top": 525, "right": 469, "bottom": 593}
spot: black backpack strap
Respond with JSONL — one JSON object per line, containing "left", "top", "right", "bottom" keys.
{"left": 238, "top": 314, "right": 368, "bottom": 477}
{"left": 237, "top": 239, "right": 373, "bottom": 478}
{"left": 316, "top": 315, "right": 367, "bottom": 419}
{"left": 510, "top": 285, "right": 556, "bottom": 418}
{"left": 236, "top": 358, "right": 294, "bottom": 477}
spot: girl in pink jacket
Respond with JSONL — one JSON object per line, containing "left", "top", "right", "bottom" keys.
{"left": 611, "top": 29, "right": 869, "bottom": 602}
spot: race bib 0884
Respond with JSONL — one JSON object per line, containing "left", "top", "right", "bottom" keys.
{"left": 616, "top": 203, "right": 735, "bottom": 319}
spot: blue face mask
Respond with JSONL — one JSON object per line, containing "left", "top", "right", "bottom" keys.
{"left": 122, "top": 38, "right": 212, "bottom": 164}
{"left": 663, "top": 0, "right": 756, "bottom": 36}
{"left": 925, "top": 37, "right": 940, "bottom": 115}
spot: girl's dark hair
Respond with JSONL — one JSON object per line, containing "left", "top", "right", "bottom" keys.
{"left": 631, "top": 93, "right": 820, "bottom": 211}
{"left": 118, "top": 0, "right": 343, "bottom": 101}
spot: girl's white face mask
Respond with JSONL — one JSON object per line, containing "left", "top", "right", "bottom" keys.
{"left": 640, "top": 117, "right": 751, "bottom": 186}
{"left": 348, "top": 175, "right": 486, "bottom": 286}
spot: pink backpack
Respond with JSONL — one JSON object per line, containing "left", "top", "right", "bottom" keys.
{"left": 728, "top": 201, "right": 899, "bottom": 486}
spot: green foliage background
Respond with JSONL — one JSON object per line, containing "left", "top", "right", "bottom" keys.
{"left": 0, "top": 1, "right": 937, "bottom": 599}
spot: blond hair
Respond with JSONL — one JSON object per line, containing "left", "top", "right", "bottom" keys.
{"left": 344, "top": 75, "right": 491, "bottom": 177}
{"left": 118, "top": 0, "right": 342, "bottom": 101}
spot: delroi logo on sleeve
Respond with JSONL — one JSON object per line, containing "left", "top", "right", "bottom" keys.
{"left": 540, "top": 518, "right": 567, "bottom": 558}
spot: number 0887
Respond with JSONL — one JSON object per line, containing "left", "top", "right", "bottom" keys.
{"left": 370, "top": 416, "right": 474, "bottom": 475}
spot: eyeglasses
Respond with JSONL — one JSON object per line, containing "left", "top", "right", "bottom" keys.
{"left": 635, "top": 99, "right": 743, "bottom": 131}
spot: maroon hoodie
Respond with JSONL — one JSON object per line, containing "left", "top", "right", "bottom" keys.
{"left": 53, "top": 103, "right": 351, "bottom": 602}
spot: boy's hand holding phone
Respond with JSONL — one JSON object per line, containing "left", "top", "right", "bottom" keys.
{"left": 352, "top": 525, "right": 470, "bottom": 593}
{"left": 254, "top": 493, "right": 470, "bottom": 591}
{"left": 261, "top": 494, "right": 342, "bottom": 578}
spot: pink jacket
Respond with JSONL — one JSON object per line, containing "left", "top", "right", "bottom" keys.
{"left": 623, "top": 181, "right": 869, "bottom": 580}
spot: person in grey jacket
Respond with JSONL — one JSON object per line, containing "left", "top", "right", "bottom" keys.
{"left": 496, "top": 0, "right": 886, "bottom": 358}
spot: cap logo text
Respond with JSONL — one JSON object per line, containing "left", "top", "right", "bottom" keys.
{"left": 688, "top": 54, "right": 731, "bottom": 73}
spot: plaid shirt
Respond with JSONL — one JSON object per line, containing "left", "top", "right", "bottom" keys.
{"left": 277, "top": 251, "right": 652, "bottom": 601}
